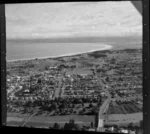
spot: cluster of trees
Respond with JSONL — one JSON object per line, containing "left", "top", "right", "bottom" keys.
{"left": 50, "top": 120, "right": 79, "bottom": 130}
{"left": 88, "top": 52, "right": 107, "bottom": 59}
{"left": 8, "top": 96, "right": 102, "bottom": 116}
{"left": 50, "top": 119, "right": 95, "bottom": 131}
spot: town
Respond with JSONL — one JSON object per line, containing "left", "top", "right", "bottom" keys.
{"left": 7, "top": 48, "right": 143, "bottom": 133}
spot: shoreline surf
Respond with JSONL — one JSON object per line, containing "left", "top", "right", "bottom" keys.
{"left": 7, "top": 44, "right": 113, "bottom": 63}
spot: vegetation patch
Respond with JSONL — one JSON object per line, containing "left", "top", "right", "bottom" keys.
{"left": 88, "top": 51, "right": 107, "bottom": 58}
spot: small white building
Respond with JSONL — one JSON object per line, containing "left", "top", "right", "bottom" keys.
{"left": 120, "top": 129, "right": 129, "bottom": 133}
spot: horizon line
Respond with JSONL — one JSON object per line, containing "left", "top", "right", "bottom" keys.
{"left": 7, "top": 35, "right": 142, "bottom": 41}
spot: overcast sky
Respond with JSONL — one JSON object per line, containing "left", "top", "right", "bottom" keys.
{"left": 6, "top": 1, "right": 142, "bottom": 39}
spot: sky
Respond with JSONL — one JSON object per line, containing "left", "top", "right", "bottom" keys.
{"left": 6, "top": 1, "right": 142, "bottom": 39}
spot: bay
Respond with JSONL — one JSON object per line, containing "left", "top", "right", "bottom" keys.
{"left": 6, "top": 41, "right": 112, "bottom": 61}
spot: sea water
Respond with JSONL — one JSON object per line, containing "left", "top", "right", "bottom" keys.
{"left": 6, "top": 41, "right": 112, "bottom": 61}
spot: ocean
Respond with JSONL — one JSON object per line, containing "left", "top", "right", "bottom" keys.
{"left": 6, "top": 36, "right": 142, "bottom": 61}
{"left": 6, "top": 41, "right": 112, "bottom": 61}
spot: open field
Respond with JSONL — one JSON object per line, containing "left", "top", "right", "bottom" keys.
{"left": 7, "top": 112, "right": 95, "bottom": 128}
{"left": 106, "top": 113, "right": 142, "bottom": 126}
{"left": 7, "top": 112, "right": 142, "bottom": 128}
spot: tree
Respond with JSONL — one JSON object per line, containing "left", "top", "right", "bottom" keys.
{"left": 128, "top": 123, "right": 134, "bottom": 130}
{"left": 44, "top": 65, "right": 49, "bottom": 70}
{"left": 110, "top": 58, "right": 116, "bottom": 64}
{"left": 139, "top": 120, "right": 143, "bottom": 129}
{"left": 89, "top": 103, "right": 93, "bottom": 108}
{"left": 69, "top": 119, "right": 75, "bottom": 125}
{"left": 118, "top": 77, "right": 123, "bottom": 81}
{"left": 64, "top": 123, "right": 70, "bottom": 130}
{"left": 105, "top": 76, "right": 109, "bottom": 82}
{"left": 64, "top": 119, "right": 79, "bottom": 130}
{"left": 91, "top": 122, "right": 94, "bottom": 128}
{"left": 37, "top": 78, "right": 41, "bottom": 84}
{"left": 95, "top": 112, "right": 99, "bottom": 128}
{"left": 53, "top": 123, "right": 60, "bottom": 129}
{"left": 113, "top": 125, "right": 119, "bottom": 132}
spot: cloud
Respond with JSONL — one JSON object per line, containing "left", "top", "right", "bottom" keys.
{"left": 6, "top": 1, "right": 142, "bottom": 39}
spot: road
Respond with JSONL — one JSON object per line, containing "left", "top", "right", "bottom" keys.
{"left": 54, "top": 76, "right": 64, "bottom": 98}
{"left": 93, "top": 69, "right": 112, "bottom": 129}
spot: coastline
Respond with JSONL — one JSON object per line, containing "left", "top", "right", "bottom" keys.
{"left": 7, "top": 44, "right": 113, "bottom": 63}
